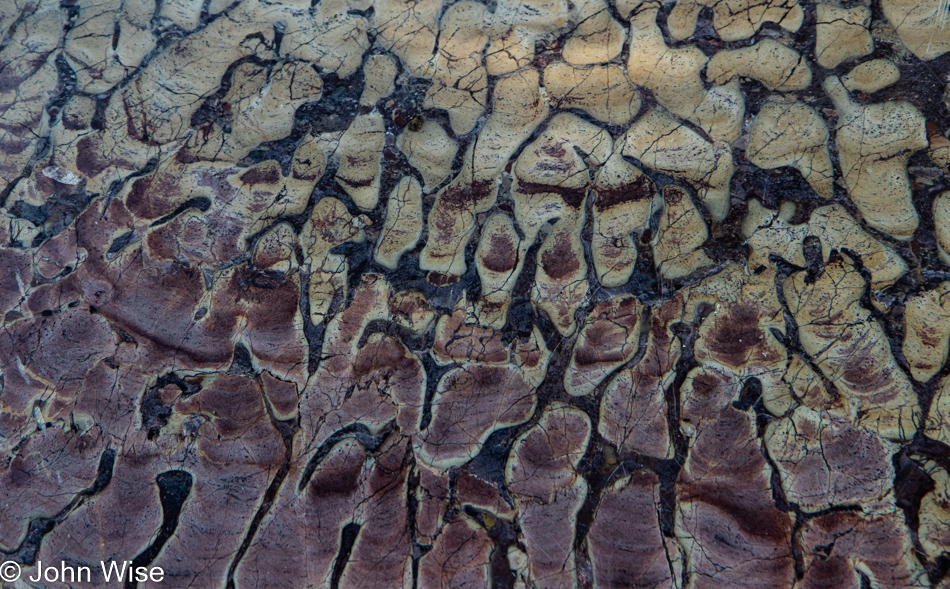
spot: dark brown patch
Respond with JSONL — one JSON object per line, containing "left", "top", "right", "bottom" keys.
{"left": 541, "top": 233, "right": 580, "bottom": 280}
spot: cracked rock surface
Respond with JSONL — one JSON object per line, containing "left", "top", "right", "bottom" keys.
{"left": 1, "top": 0, "right": 950, "bottom": 587}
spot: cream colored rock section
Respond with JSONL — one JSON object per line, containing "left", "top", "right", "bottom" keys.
{"left": 743, "top": 202, "right": 908, "bottom": 293}
{"left": 664, "top": 0, "right": 804, "bottom": 41}
{"left": 375, "top": 177, "right": 424, "bottom": 270}
{"left": 935, "top": 192, "right": 950, "bottom": 266}
{"left": 784, "top": 256, "right": 920, "bottom": 441}
{"left": 513, "top": 114, "right": 612, "bottom": 334}
{"left": 64, "top": 0, "right": 155, "bottom": 94}
{"left": 543, "top": 63, "right": 641, "bottom": 125}
{"left": 843, "top": 59, "right": 901, "bottom": 94}
{"left": 420, "top": 70, "right": 547, "bottom": 279}
{"left": 706, "top": 40, "right": 811, "bottom": 91}
{"left": 623, "top": 109, "right": 734, "bottom": 221}
{"left": 397, "top": 120, "right": 459, "bottom": 191}
{"left": 424, "top": 2, "right": 488, "bottom": 135}
{"left": 302, "top": 198, "right": 367, "bottom": 324}
{"left": 927, "top": 376, "right": 950, "bottom": 446}
{"left": 626, "top": 2, "right": 743, "bottom": 142}
{"left": 186, "top": 61, "right": 323, "bottom": 163}
{"left": 815, "top": 5, "right": 873, "bottom": 69}
{"left": 881, "top": 0, "right": 950, "bottom": 61}
{"left": 360, "top": 54, "right": 397, "bottom": 106}
{"left": 254, "top": 223, "right": 297, "bottom": 273}
{"left": 484, "top": 0, "right": 570, "bottom": 75}
{"left": 746, "top": 99, "right": 833, "bottom": 198}
{"left": 281, "top": 0, "right": 369, "bottom": 78}
{"left": 372, "top": 0, "right": 440, "bottom": 76}
{"left": 591, "top": 154, "right": 656, "bottom": 288}
{"left": 336, "top": 111, "right": 385, "bottom": 211}
{"left": 825, "top": 76, "right": 927, "bottom": 241}
{"left": 475, "top": 214, "right": 523, "bottom": 328}
{"left": 652, "top": 185, "right": 713, "bottom": 279}
{"left": 562, "top": 0, "right": 626, "bottom": 65}
{"left": 902, "top": 283, "right": 950, "bottom": 382}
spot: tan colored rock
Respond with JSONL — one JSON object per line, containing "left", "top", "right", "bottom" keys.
{"left": 816, "top": 5, "right": 873, "bottom": 69}
{"left": 765, "top": 406, "right": 897, "bottom": 513}
{"left": 746, "top": 99, "right": 834, "bottom": 198}
{"left": 543, "top": 63, "right": 641, "bottom": 125}
{"left": 623, "top": 109, "right": 735, "bottom": 220}
{"left": 65, "top": 0, "right": 155, "bottom": 94}
{"left": 185, "top": 61, "right": 323, "bottom": 163}
{"left": 936, "top": 192, "right": 950, "bottom": 266}
{"left": 397, "top": 120, "right": 458, "bottom": 191}
{"left": 706, "top": 39, "right": 811, "bottom": 91}
{"left": 824, "top": 75, "right": 927, "bottom": 240}
{"left": 375, "top": 177, "right": 423, "bottom": 270}
{"left": 420, "top": 69, "right": 547, "bottom": 280}
{"left": 625, "top": 2, "right": 743, "bottom": 142}
{"left": 372, "top": 0, "right": 441, "bottom": 76}
{"left": 665, "top": 0, "right": 804, "bottom": 41}
{"left": 484, "top": 0, "right": 570, "bottom": 75}
{"left": 927, "top": 374, "right": 950, "bottom": 446}
{"left": 424, "top": 2, "right": 488, "bottom": 135}
{"left": 281, "top": 0, "right": 369, "bottom": 78}
{"left": 475, "top": 214, "right": 523, "bottom": 328}
{"left": 302, "top": 197, "right": 366, "bottom": 323}
{"left": 742, "top": 200, "right": 808, "bottom": 269}
{"left": 843, "top": 59, "right": 901, "bottom": 94}
{"left": 903, "top": 282, "right": 950, "bottom": 382}
{"left": 511, "top": 113, "right": 611, "bottom": 333}
{"left": 562, "top": 0, "right": 626, "bottom": 65}
{"left": 784, "top": 255, "right": 920, "bottom": 440}
{"left": 533, "top": 215, "right": 591, "bottom": 335}
{"left": 360, "top": 54, "right": 398, "bottom": 106}
{"left": 591, "top": 153, "right": 655, "bottom": 287}
{"left": 744, "top": 201, "right": 908, "bottom": 293}
{"left": 880, "top": 0, "right": 950, "bottom": 61}
{"left": 565, "top": 296, "right": 641, "bottom": 397}
{"left": 652, "top": 184, "right": 713, "bottom": 279}
{"left": 336, "top": 111, "right": 385, "bottom": 211}
{"left": 919, "top": 461, "right": 950, "bottom": 560}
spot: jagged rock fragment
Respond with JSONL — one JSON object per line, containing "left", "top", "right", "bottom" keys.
{"left": 336, "top": 111, "right": 385, "bottom": 210}
{"left": 706, "top": 39, "right": 812, "bottom": 91}
{"left": 746, "top": 99, "right": 834, "bottom": 198}
{"left": 665, "top": 0, "right": 804, "bottom": 41}
{"left": 784, "top": 255, "right": 920, "bottom": 440}
{"left": 375, "top": 177, "right": 423, "bottom": 270}
{"left": 652, "top": 184, "right": 713, "bottom": 279}
{"left": 565, "top": 296, "right": 641, "bottom": 396}
{"left": 397, "top": 120, "right": 458, "bottom": 191}
{"left": 880, "top": 0, "right": 950, "bottom": 61}
{"left": 543, "top": 63, "right": 641, "bottom": 125}
{"left": 815, "top": 5, "right": 874, "bottom": 69}
{"left": 624, "top": 109, "right": 734, "bottom": 220}
{"left": 903, "top": 282, "right": 950, "bottom": 382}
{"left": 824, "top": 75, "right": 927, "bottom": 240}
{"left": 562, "top": 0, "right": 626, "bottom": 64}
{"left": 424, "top": 2, "right": 489, "bottom": 135}
{"left": 843, "top": 59, "right": 901, "bottom": 93}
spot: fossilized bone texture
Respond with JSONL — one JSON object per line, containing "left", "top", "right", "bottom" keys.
{"left": 2, "top": 0, "right": 949, "bottom": 587}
